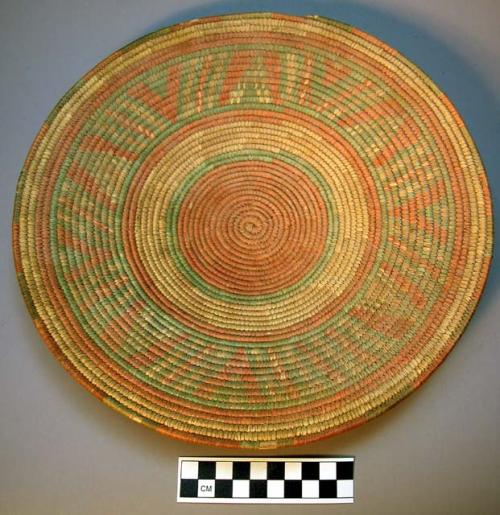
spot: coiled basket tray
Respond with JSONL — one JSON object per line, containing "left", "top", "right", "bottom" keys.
{"left": 13, "top": 12, "right": 493, "bottom": 448}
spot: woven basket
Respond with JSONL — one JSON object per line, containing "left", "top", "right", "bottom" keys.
{"left": 13, "top": 12, "right": 493, "bottom": 449}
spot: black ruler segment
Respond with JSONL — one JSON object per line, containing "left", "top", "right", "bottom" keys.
{"left": 177, "top": 457, "right": 354, "bottom": 504}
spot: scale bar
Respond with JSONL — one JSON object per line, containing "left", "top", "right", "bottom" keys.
{"left": 177, "top": 456, "right": 354, "bottom": 504}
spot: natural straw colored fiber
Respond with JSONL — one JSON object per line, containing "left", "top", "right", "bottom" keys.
{"left": 13, "top": 12, "right": 493, "bottom": 449}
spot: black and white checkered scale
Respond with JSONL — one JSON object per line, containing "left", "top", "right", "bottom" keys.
{"left": 177, "top": 457, "right": 354, "bottom": 504}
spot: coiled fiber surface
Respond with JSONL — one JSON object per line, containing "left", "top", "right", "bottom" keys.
{"left": 13, "top": 13, "right": 493, "bottom": 448}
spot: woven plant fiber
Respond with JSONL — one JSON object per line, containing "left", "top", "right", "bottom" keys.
{"left": 13, "top": 12, "right": 493, "bottom": 449}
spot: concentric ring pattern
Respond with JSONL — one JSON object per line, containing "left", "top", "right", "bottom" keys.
{"left": 13, "top": 13, "right": 493, "bottom": 448}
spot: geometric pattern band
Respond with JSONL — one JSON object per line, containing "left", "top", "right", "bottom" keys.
{"left": 177, "top": 457, "right": 354, "bottom": 504}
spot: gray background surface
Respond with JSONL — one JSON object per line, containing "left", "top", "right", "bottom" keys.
{"left": 1, "top": 0, "right": 499, "bottom": 514}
